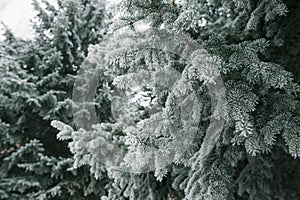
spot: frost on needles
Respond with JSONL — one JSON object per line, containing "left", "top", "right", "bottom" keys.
{"left": 53, "top": 0, "right": 300, "bottom": 199}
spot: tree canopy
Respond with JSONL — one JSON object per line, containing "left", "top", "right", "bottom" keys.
{"left": 1, "top": 0, "right": 300, "bottom": 199}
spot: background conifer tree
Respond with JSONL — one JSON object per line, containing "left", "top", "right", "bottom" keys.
{"left": 0, "top": 0, "right": 110, "bottom": 199}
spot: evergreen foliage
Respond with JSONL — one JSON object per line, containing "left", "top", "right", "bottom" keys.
{"left": 53, "top": 0, "right": 300, "bottom": 199}
{"left": 0, "top": 0, "right": 108, "bottom": 199}
{"left": 1, "top": 0, "right": 299, "bottom": 199}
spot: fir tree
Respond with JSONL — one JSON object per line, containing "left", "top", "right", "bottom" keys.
{"left": 53, "top": 0, "right": 300, "bottom": 199}
{"left": 0, "top": 0, "right": 109, "bottom": 199}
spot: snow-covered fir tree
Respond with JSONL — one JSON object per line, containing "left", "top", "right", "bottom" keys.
{"left": 0, "top": 0, "right": 109, "bottom": 199}
{"left": 0, "top": 0, "right": 299, "bottom": 199}
{"left": 53, "top": 0, "right": 300, "bottom": 199}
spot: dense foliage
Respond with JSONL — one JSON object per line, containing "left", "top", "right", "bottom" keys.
{"left": 54, "top": 0, "right": 300, "bottom": 199}
{"left": 0, "top": 0, "right": 108, "bottom": 199}
{"left": 1, "top": 0, "right": 300, "bottom": 199}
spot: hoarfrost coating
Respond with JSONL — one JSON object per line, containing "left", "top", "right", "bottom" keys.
{"left": 69, "top": 28, "right": 227, "bottom": 173}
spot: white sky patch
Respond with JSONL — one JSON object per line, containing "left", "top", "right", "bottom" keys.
{"left": 0, "top": 0, "right": 36, "bottom": 39}
{"left": 0, "top": 0, "right": 57, "bottom": 40}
